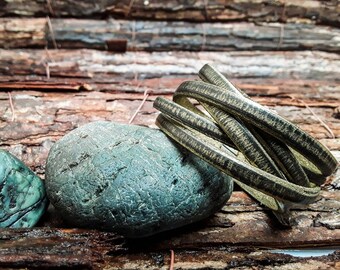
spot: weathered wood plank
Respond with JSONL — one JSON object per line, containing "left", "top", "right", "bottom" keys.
{"left": 0, "top": 78, "right": 92, "bottom": 91}
{"left": 0, "top": 50, "right": 338, "bottom": 182}
{"left": 0, "top": 83, "right": 338, "bottom": 268}
{"left": 101, "top": 249, "right": 340, "bottom": 270}
{"left": 0, "top": 230, "right": 339, "bottom": 269}
{"left": 0, "top": 0, "right": 339, "bottom": 26}
{"left": 1, "top": 18, "right": 339, "bottom": 52}
{"left": 0, "top": 76, "right": 339, "bottom": 102}
{"left": 0, "top": 189, "right": 339, "bottom": 269}
{"left": 0, "top": 90, "right": 338, "bottom": 178}
{"left": 0, "top": 228, "right": 123, "bottom": 269}
{"left": 0, "top": 1, "right": 338, "bottom": 269}
{"left": 0, "top": 192, "right": 340, "bottom": 269}
{"left": 0, "top": 49, "right": 339, "bottom": 81}
{"left": 0, "top": 18, "right": 46, "bottom": 48}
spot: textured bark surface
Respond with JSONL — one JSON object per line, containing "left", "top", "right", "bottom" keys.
{"left": 1, "top": 0, "right": 339, "bottom": 26}
{"left": 1, "top": 18, "right": 339, "bottom": 52}
{"left": 0, "top": 50, "right": 339, "bottom": 174}
{"left": 0, "top": 89, "right": 339, "bottom": 173}
{"left": 1, "top": 49, "right": 339, "bottom": 80}
{"left": 0, "top": 1, "right": 339, "bottom": 268}
{"left": 0, "top": 189, "right": 339, "bottom": 269}
{"left": 0, "top": 75, "right": 339, "bottom": 101}
{"left": 0, "top": 69, "right": 339, "bottom": 269}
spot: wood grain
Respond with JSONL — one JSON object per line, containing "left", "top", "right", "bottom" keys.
{"left": 1, "top": 18, "right": 339, "bottom": 52}
{"left": 0, "top": 2, "right": 339, "bottom": 267}
{"left": 0, "top": 49, "right": 339, "bottom": 80}
{"left": 0, "top": 190, "right": 339, "bottom": 269}
{"left": 0, "top": 89, "right": 339, "bottom": 196}
{"left": 1, "top": 0, "right": 339, "bottom": 26}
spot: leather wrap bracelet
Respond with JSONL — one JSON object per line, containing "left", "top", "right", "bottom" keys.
{"left": 153, "top": 64, "right": 338, "bottom": 225}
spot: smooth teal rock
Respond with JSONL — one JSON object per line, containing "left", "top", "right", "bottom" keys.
{"left": 0, "top": 150, "right": 48, "bottom": 228}
{"left": 45, "top": 121, "right": 233, "bottom": 238}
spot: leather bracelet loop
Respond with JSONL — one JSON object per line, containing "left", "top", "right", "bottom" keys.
{"left": 173, "top": 80, "right": 337, "bottom": 177}
{"left": 153, "top": 64, "right": 338, "bottom": 224}
{"left": 155, "top": 114, "right": 320, "bottom": 205}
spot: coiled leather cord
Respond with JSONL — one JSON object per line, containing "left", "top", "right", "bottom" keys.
{"left": 153, "top": 64, "right": 338, "bottom": 225}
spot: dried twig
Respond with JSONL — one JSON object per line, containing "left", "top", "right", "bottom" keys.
{"left": 300, "top": 100, "right": 335, "bottom": 139}
{"left": 277, "top": 24, "right": 284, "bottom": 49}
{"left": 169, "top": 250, "right": 175, "bottom": 270}
{"left": 201, "top": 23, "right": 207, "bottom": 51}
{"left": 289, "top": 96, "right": 335, "bottom": 139}
{"left": 281, "top": 2, "right": 287, "bottom": 22}
{"left": 131, "top": 20, "right": 138, "bottom": 82}
{"left": 46, "top": 16, "right": 58, "bottom": 49}
{"left": 203, "top": 0, "right": 209, "bottom": 21}
{"left": 131, "top": 20, "right": 136, "bottom": 51}
{"left": 45, "top": 47, "right": 55, "bottom": 63}
{"left": 7, "top": 92, "right": 15, "bottom": 122}
{"left": 45, "top": 62, "right": 50, "bottom": 79}
{"left": 46, "top": 0, "right": 55, "bottom": 16}
{"left": 128, "top": 89, "right": 149, "bottom": 124}
{"left": 41, "top": 47, "right": 54, "bottom": 79}
{"left": 125, "top": 0, "right": 135, "bottom": 17}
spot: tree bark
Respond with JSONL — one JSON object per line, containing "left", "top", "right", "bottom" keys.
{"left": 0, "top": 89, "right": 339, "bottom": 175}
{"left": 0, "top": 86, "right": 339, "bottom": 269}
{"left": 0, "top": 190, "right": 339, "bottom": 269}
{"left": 0, "top": 49, "right": 339, "bottom": 173}
{"left": 1, "top": 0, "right": 339, "bottom": 26}
{"left": 0, "top": 2, "right": 339, "bottom": 266}
{"left": 0, "top": 49, "right": 339, "bottom": 80}
{"left": 1, "top": 18, "right": 339, "bottom": 52}
{"left": 0, "top": 75, "right": 339, "bottom": 101}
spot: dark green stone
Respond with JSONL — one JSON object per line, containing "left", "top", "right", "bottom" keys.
{"left": 0, "top": 150, "right": 48, "bottom": 228}
{"left": 45, "top": 121, "right": 233, "bottom": 238}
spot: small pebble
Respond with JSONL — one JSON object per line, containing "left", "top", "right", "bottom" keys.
{"left": 0, "top": 150, "right": 48, "bottom": 228}
{"left": 45, "top": 121, "right": 233, "bottom": 238}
